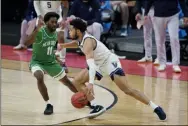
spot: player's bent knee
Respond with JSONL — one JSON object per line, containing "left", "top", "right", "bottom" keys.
{"left": 33, "top": 70, "right": 44, "bottom": 82}
{"left": 110, "top": 68, "right": 125, "bottom": 80}
{"left": 31, "top": 65, "right": 44, "bottom": 77}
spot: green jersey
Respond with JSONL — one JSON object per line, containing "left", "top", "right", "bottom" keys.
{"left": 31, "top": 26, "right": 58, "bottom": 64}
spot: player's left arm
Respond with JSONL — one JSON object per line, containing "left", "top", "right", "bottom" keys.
{"left": 179, "top": 0, "right": 188, "bottom": 24}
{"left": 83, "top": 38, "right": 96, "bottom": 85}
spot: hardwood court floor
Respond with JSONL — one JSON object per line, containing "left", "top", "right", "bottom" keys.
{"left": 1, "top": 59, "right": 188, "bottom": 125}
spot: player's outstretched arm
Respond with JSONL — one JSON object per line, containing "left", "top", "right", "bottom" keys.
{"left": 60, "top": 40, "right": 79, "bottom": 48}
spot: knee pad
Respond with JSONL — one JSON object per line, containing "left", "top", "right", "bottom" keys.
{"left": 110, "top": 68, "right": 125, "bottom": 80}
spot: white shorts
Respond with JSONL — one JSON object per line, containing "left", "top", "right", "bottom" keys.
{"left": 94, "top": 54, "right": 125, "bottom": 80}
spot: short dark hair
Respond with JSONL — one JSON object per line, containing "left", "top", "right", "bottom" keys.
{"left": 70, "top": 18, "right": 87, "bottom": 33}
{"left": 44, "top": 12, "right": 60, "bottom": 23}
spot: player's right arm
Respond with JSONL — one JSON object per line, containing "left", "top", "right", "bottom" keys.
{"left": 25, "top": 20, "right": 43, "bottom": 46}
{"left": 60, "top": 41, "right": 79, "bottom": 48}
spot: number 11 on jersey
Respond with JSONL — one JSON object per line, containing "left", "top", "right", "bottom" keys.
{"left": 47, "top": 46, "right": 53, "bottom": 55}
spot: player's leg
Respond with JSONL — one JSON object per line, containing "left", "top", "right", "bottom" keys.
{"left": 30, "top": 63, "right": 53, "bottom": 115}
{"left": 13, "top": 19, "right": 28, "bottom": 50}
{"left": 72, "top": 68, "right": 106, "bottom": 119}
{"left": 167, "top": 13, "right": 181, "bottom": 72}
{"left": 107, "top": 54, "right": 166, "bottom": 120}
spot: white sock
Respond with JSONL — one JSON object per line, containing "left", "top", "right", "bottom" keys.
{"left": 149, "top": 101, "right": 158, "bottom": 110}
{"left": 46, "top": 100, "right": 51, "bottom": 105}
{"left": 90, "top": 99, "right": 96, "bottom": 106}
{"left": 60, "top": 48, "right": 66, "bottom": 62}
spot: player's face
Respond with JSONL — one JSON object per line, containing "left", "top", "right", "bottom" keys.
{"left": 47, "top": 17, "right": 58, "bottom": 32}
{"left": 69, "top": 25, "right": 77, "bottom": 39}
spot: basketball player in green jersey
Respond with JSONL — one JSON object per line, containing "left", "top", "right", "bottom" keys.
{"left": 25, "top": 12, "right": 105, "bottom": 117}
{"left": 25, "top": 12, "right": 77, "bottom": 115}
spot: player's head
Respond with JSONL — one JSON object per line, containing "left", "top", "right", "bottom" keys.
{"left": 44, "top": 12, "right": 59, "bottom": 32}
{"left": 69, "top": 18, "right": 87, "bottom": 39}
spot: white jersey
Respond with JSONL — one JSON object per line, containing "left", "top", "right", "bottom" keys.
{"left": 79, "top": 32, "right": 111, "bottom": 66}
{"left": 34, "top": 0, "right": 62, "bottom": 20}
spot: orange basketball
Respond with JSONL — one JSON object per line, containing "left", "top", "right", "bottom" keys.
{"left": 71, "top": 92, "right": 88, "bottom": 109}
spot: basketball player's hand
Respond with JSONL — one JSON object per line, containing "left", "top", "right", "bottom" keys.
{"left": 135, "top": 13, "right": 142, "bottom": 21}
{"left": 85, "top": 82, "right": 94, "bottom": 101}
{"left": 37, "top": 19, "right": 44, "bottom": 29}
{"left": 38, "top": 15, "right": 43, "bottom": 21}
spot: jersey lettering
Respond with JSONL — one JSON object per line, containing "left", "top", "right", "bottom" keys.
{"left": 112, "top": 62, "right": 117, "bottom": 68}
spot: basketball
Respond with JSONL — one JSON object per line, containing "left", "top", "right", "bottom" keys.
{"left": 71, "top": 92, "right": 88, "bottom": 109}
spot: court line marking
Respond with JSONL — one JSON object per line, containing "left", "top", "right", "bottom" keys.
{"left": 54, "top": 83, "right": 118, "bottom": 125}
{"left": 2, "top": 68, "right": 118, "bottom": 125}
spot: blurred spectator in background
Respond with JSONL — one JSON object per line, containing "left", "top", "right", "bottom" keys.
{"left": 68, "top": 0, "right": 103, "bottom": 40}
{"left": 111, "top": 0, "right": 129, "bottom": 37}
{"left": 13, "top": 0, "right": 37, "bottom": 50}
{"left": 136, "top": 0, "right": 159, "bottom": 65}
{"left": 145, "top": 0, "right": 188, "bottom": 72}
{"left": 100, "top": 0, "right": 112, "bottom": 32}
{"left": 178, "top": 3, "right": 187, "bottom": 39}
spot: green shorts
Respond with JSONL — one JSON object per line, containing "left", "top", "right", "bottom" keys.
{"left": 29, "top": 60, "right": 66, "bottom": 80}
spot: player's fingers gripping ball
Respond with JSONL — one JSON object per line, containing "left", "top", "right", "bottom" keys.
{"left": 71, "top": 92, "right": 88, "bottom": 109}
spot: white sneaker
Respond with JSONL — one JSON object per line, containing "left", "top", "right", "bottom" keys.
{"left": 13, "top": 44, "right": 27, "bottom": 50}
{"left": 154, "top": 58, "right": 159, "bottom": 65}
{"left": 137, "top": 57, "right": 152, "bottom": 63}
{"left": 158, "top": 64, "right": 166, "bottom": 71}
{"left": 173, "top": 65, "right": 181, "bottom": 73}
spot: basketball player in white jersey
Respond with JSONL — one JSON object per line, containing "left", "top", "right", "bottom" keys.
{"left": 34, "top": 0, "right": 69, "bottom": 72}
{"left": 60, "top": 18, "right": 167, "bottom": 120}
{"left": 135, "top": 0, "right": 159, "bottom": 65}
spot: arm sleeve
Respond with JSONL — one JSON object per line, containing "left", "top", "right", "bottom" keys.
{"left": 179, "top": 0, "right": 188, "bottom": 17}
{"left": 34, "top": 0, "right": 42, "bottom": 16}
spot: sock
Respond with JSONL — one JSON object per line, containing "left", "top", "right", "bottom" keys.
{"left": 46, "top": 100, "right": 51, "bottom": 105}
{"left": 59, "top": 48, "right": 66, "bottom": 62}
{"left": 90, "top": 99, "right": 96, "bottom": 106}
{"left": 149, "top": 101, "right": 158, "bottom": 110}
